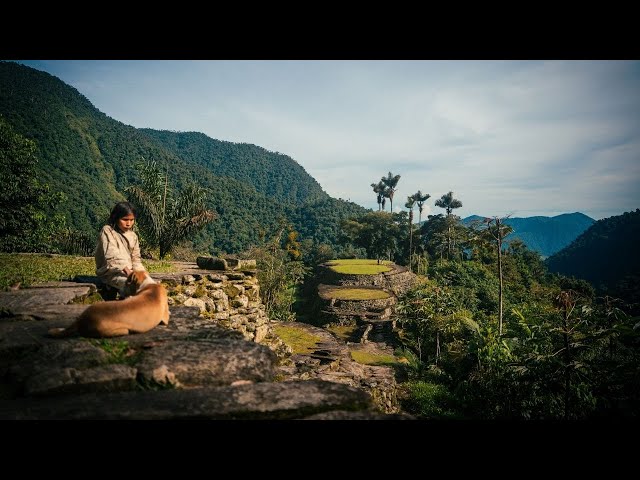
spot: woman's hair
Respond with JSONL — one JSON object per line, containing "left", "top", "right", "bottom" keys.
{"left": 108, "top": 201, "right": 136, "bottom": 229}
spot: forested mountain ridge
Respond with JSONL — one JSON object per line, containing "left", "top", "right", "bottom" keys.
{"left": 0, "top": 61, "right": 366, "bottom": 253}
{"left": 546, "top": 209, "right": 640, "bottom": 297}
{"left": 463, "top": 212, "right": 595, "bottom": 257}
{"left": 141, "top": 129, "right": 327, "bottom": 205}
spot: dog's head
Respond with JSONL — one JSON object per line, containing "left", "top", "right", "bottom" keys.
{"left": 124, "top": 270, "right": 154, "bottom": 296}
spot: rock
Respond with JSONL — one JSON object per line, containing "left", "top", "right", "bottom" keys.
{"left": 0, "top": 286, "right": 95, "bottom": 309}
{"left": 135, "top": 338, "right": 277, "bottom": 387}
{"left": 183, "top": 298, "right": 206, "bottom": 312}
{"left": 302, "top": 410, "right": 414, "bottom": 420}
{"left": 0, "top": 379, "right": 372, "bottom": 420}
{"left": 25, "top": 364, "right": 138, "bottom": 396}
{"left": 197, "top": 257, "right": 227, "bottom": 270}
{"left": 225, "top": 259, "right": 256, "bottom": 270}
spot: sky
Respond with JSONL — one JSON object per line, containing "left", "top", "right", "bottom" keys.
{"left": 15, "top": 60, "right": 640, "bottom": 220}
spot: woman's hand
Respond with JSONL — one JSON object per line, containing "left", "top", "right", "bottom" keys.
{"left": 123, "top": 267, "right": 133, "bottom": 277}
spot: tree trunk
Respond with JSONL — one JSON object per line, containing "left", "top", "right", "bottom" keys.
{"left": 562, "top": 295, "right": 572, "bottom": 420}
{"left": 497, "top": 237, "right": 503, "bottom": 336}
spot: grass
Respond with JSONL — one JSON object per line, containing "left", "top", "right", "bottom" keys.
{"left": 272, "top": 324, "right": 323, "bottom": 354}
{"left": 0, "top": 253, "right": 175, "bottom": 290}
{"left": 90, "top": 339, "right": 141, "bottom": 366}
{"left": 350, "top": 349, "right": 397, "bottom": 366}
{"left": 326, "top": 259, "right": 393, "bottom": 265}
{"left": 329, "top": 264, "right": 392, "bottom": 274}
{"left": 321, "top": 286, "right": 390, "bottom": 300}
{"left": 326, "top": 259, "right": 393, "bottom": 275}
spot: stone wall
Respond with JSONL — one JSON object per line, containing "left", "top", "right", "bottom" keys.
{"left": 153, "top": 268, "right": 269, "bottom": 345}
{"left": 316, "top": 263, "right": 416, "bottom": 296}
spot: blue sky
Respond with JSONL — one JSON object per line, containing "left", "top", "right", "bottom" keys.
{"left": 16, "top": 60, "right": 640, "bottom": 220}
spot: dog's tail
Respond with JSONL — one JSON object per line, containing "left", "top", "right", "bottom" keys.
{"left": 48, "top": 322, "right": 79, "bottom": 338}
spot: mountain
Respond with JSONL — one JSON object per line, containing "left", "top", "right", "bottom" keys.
{"left": 463, "top": 213, "right": 595, "bottom": 257}
{"left": 546, "top": 209, "right": 640, "bottom": 298}
{"left": 0, "top": 61, "right": 368, "bottom": 253}
{"left": 141, "top": 129, "right": 327, "bottom": 206}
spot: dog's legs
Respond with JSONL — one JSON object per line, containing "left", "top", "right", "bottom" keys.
{"left": 96, "top": 321, "right": 131, "bottom": 337}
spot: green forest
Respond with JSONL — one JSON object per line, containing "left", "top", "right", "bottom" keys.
{"left": 1, "top": 61, "right": 638, "bottom": 420}
{"left": 0, "top": 61, "right": 367, "bottom": 256}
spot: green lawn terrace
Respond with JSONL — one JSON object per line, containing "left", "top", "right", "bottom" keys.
{"left": 324, "top": 259, "right": 394, "bottom": 275}
{"left": 315, "top": 283, "right": 397, "bottom": 338}
{"left": 317, "top": 259, "right": 416, "bottom": 296}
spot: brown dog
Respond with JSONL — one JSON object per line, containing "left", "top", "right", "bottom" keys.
{"left": 48, "top": 270, "right": 170, "bottom": 338}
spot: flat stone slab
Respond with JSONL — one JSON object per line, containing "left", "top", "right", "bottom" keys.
{"left": 0, "top": 286, "right": 94, "bottom": 310}
{"left": 135, "top": 338, "right": 277, "bottom": 387}
{"left": 24, "top": 364, "right": 138, "bottom": 397}
{"left": 0, "top": 379, "right": 372, "bottom": 420}
{"left": 303, "top": 410, "right": 414, "bottom": 420}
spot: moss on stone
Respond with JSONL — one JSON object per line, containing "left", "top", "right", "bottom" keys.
{"left": 326, "top": 325, "right": 359, "bottom": 342}
{"left": 350, "top": 349, "right": 397, "bottom": 366}
{"left": 272, "top": 324, "right": 323, "bottom": 354}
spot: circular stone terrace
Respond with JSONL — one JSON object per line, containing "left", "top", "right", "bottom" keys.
{"left": 313, "top": 260, "right": 416, "bottom": 343}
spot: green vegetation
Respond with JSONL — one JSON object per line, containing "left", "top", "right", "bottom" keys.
{"left": 90, "top": 339, "right": 140, "bottom": 365}
{"left": 350, "top": 349, "right": 397, "bottom": 366}
{"left": 321, "top": 287, "right": 390, "bottom": 300}
{"left": 272, "top": 324, "right": 322, "bottom": 354}
{"left": 0, "top": 253, "right": 175, "bottom": 290}
{"left": 0, "top": 253, "right": 93, "bottom": 289}
{"left": 125, "top": 158, "right": 217, "bottom": 259}
{"left": 0, "top": 61, "right": 368, "bottom": 257}
{"left": 0, "top": 117, "right": 66, "bottom": 253}
{"left": 400, "top": 381, "right": 459, "bottom": 419}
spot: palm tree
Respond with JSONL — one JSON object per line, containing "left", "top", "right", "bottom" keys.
{"left": 413, "top": 190, "right": 431, "bottom": 225}
{"left": 381, "top": 172, "right": 401, "bottom": 212}
{"left": 405, "top": 196, "right": 416, "bottom": 271}
{"left": 435, "top": 191, "right": 462, "bottom": 216}
{"left": 371, "top": 181, "right": 386, "bottom": 211}
{"left": 126, "top": 159, "right": 217, "bottom": 259}
{"left": 435, "top": 191, "right": 463, "bottom": 259}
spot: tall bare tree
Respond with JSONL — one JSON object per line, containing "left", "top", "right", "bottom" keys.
{"left": 405, "top": 196, "right": 416, "bottom": 271}
{"left": 485, "top": 216, "right": 513, "bottom": 335}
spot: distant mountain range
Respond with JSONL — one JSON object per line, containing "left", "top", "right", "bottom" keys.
{"left": 546, "top": 209, "right": 640, "bottom": 299}
{"left": 463, "top": 213, "right": 595, "bottom": 258}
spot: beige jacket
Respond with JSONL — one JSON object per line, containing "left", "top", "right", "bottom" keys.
{"left": 95, "top": 225, "right": 145, "bottom": 289}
